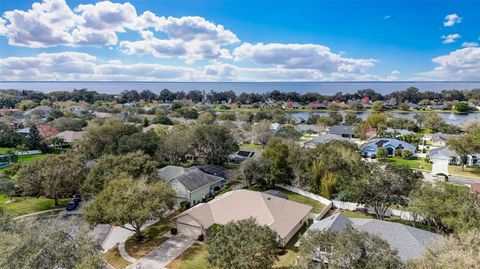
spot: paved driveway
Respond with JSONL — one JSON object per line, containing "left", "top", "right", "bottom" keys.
{"left": 127, "top": 235, "right": 195, "bottom": 269}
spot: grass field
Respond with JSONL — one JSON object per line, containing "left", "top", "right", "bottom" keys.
{"left": 0, "top": 195, "right": 69, "bottom": 216}
{"left": 124, "top": 219, "right": 172, "bottom": 259}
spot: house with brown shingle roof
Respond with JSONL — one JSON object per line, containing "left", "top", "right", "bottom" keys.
{"left": 173, "top": 189, "right": 312, "bottom": 246}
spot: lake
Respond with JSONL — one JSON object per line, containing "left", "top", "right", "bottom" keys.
{"left": 289, "top": 111, "right": 480, "bottom": 125}
{"left": 1, "top": 81, "right": 480, "bottom": 95}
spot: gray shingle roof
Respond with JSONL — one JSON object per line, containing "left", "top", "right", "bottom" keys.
{"left": 329, "top": 125, "right": 355, "bottom": 136}
{"left": 429, "top": 147, "right": 456, "bottom": 158}
{"left": 350, "top": 218, "right": 441, "bottom": 261}
{"left": 159, "top": 165, "right": 224, "bottom": 192}
{"left": 305, "top": 134, "right": 348, "bottom": 146}
{"left": 307, "top": 213, "right": 442, "bottom": 262}
{"left": 175, "top": 168, "right": 223, "bottom": 192}
{"left": 309, "top": 212, "right": 351, "bottom": 233}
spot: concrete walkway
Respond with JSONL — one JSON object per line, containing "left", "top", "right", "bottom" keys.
{"left": 127, "top": 235, "right": 195, "bottom": 269}
{"left": 101, "top": 220, "right": 157, "bottom": 252}
{"left": 118, "top": 242, "right": 138, "bottom": 263}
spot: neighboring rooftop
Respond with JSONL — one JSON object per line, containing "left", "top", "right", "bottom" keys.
{"left": 329, "top": 125, "right": 355, "bottom": 136}
{"left": 158, "top": 165, "right": 224, "bottom": 192}
{"left": 306, "top": 213, "right": 442, "bottom": 262}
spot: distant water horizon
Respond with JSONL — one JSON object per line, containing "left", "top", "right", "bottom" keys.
{"left": 1, "top": 81, "right": 480, "bottom": 95}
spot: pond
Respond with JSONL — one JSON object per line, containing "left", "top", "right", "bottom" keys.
{"left": 288, "top": 111, "right": 480, "bottom": 126}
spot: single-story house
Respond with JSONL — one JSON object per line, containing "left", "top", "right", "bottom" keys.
{"left": 329, "top": 125, "right": 357, "bottom": 139}
{"left": 158, "top": 165, "right": 226, "bottom": 206}
{"left": 384, "top": 128, "right": 415, "bottom": 137}
{"left": 173, "top": 190, "right": 312, "bottom": 246}
{"left": 63, "top": 106, "right": 89, "bottom": 116}
{"left": 360, "top": 138, "right": 416, "bottom": 157}
{"left": 308, "top": 102, "right": 327, "bottom": 110}
{"left": 430, "top": 133, "right": 452, "bottom": 147}
{"left": 304, "top": 134, "right": 348, "bottom": 148}
{"left": 429, "top": 147, "right": 480, "bottom": 166}
{"left": 15, "top": 127, "right": 31, "bottom": 136}
{"left": 54, "top": 131, "right": 85, "bottom": 144}
{"left": 294, "top": 124, "right": 326, "bottom": 134}
{"left": 26, "top": 106, "right": 53, "bottom": 118}
{"left": 270, "top": 123, "right": 282, "bottom": 133}
{"left": 283, "top": 101, "right": 302, "bottom": 109}
{"left": 304, "top": 212, "right": 441, "bottom": 262}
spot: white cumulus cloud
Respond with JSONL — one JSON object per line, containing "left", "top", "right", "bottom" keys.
{"left": 441, "top": 34, "right": 461, "bottom": 44}
{"left": 462, "top": 42, "right": 479, "bottom": 48}
{"left": 415, "top": 47, "right": 480, "bottom": 80}
{"left": 443, "top": 14, "right": 462, "bottom": 27}
{"left": 233, "top": 43, "right": 376, "bottom": 75}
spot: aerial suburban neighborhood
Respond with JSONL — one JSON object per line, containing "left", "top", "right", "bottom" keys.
{"left": 1, "top": 86, "right": 480, "bottom": 269}
{"left": 1, "top": 0, "right": 480, "bottom": 268}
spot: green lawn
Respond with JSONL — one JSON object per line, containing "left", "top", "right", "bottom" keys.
{"left": 385, "top": 157, "right": 432, "bottom": 170}
{"left": 273, "top": 187, "right": 326, "bottom": 214}
{"left": 103, "top": 246, "right": 131, "bottom": 269}
{"left": 0, "top": 147, "right": 16, "bottom": 153}
{"left": 248, "top": 185, "right": 326, "bottom": 213}
{"left": 124, "top": 219, "right": 172, "bottom": 259}
{"left": 240, "top": 143, "right": 263, "bottom": 150}
{"left": 0, "top": 195, "right": 69, "bottom": 216}
{"left": 386, "top": 157, "right": 480, "bottom": 179}
{"left": 166, "top": 244, "right": 208, "bottom": 269}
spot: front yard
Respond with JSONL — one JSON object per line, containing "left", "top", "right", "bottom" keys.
{"left": 103, "top": 246, "right": 131, "bottom": 269}
{"left": 0, "top": 195, "right": 69, "bottom": 216}
{"left": 124, "top": 219, "right": 172, "bottom": 259}
{"left": 386, "top": 157, "right": 480, "bottom": 180}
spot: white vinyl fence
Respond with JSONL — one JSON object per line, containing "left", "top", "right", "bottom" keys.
{"left": 276, "top": 184, "right": 422, "bottom": 222}
{"left": 276, "top": 184, "right": 333, "bottom": 220}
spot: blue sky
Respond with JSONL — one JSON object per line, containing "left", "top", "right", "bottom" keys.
{"left": 0, "top": 0, "right": 479, "bottom": 81}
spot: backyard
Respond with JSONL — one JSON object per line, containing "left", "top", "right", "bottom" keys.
{"left": 248, "top": 185, "right": 326, "bottom": 213}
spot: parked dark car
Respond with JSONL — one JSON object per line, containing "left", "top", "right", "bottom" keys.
{"left": 66, "top": 201, "right": 78, "bottom": 211}
{"left": 73, "top": 194, "right": 82, "bottom": 204}
{"left": 66, "top": 194, "right": 82, "bottom": 211}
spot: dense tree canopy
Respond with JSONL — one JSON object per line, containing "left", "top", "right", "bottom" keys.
{"left": 206, "top": 218, "right": 280, "bottom": 269}
{"left": 16, "top": 153, "right": 87, "bottom": 205}
{"left": 408, "top": 229, "right": 480, "bottom": 269}
{"left": 84, "top": 177, "right": 175, "bottom": 240}
{"left": 409, "top": 182, "right": 480, "bottom": 234}
{"left": 0, "top": 214, "right": 104, "bottom": 269}
{"left": 82, "top": 151, "right": 158, "bottom": 197}
{"left": 344, "top": 163, "right": 421, "bottom": 220}
{"left": 75, "top": 119, "right": 140, "bottom": 159}
{"left": 191, "top": 124, "right": 238, "bottom": 165}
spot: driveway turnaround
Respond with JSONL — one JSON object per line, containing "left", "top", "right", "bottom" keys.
{"left": 127, "top": 235, "right": 195, "bottom": 269}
